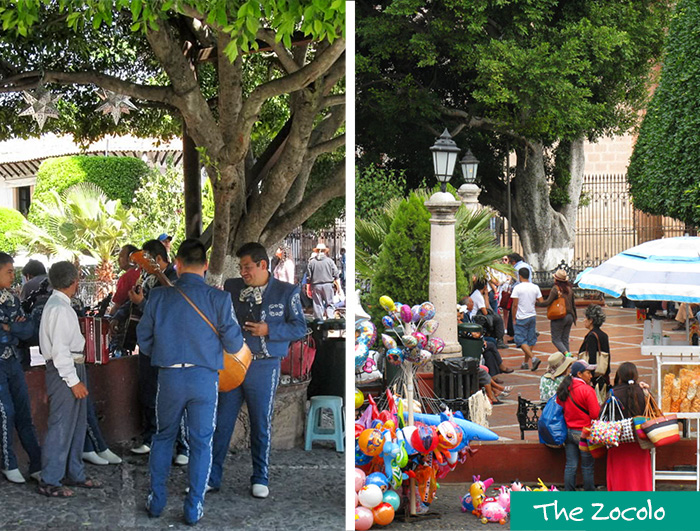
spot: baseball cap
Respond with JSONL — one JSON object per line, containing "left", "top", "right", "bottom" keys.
{"left": 571, "top": 360, "right": 597, "bottom": 376}
{"left": 158, "top": 233, "right": 172, "bottom": 242}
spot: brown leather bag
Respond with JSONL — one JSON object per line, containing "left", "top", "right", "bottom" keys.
{"left": 547, "top": 291, "right": 567, "bottom": 320}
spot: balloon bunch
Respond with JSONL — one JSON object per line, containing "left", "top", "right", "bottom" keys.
{"left": 355, "top": 319, "right": 382, "bottom": 384}
{"left": 354, "top": 391, "right": 499, "bottom": 528}
{"left": 354, "top": 468, "right": 400, "bottom": 530}
{"left": 460, "top": 478, "right": 557, "bottom": 525}
{"left": 378, "top": 295, "right": 445, "bottom": 366}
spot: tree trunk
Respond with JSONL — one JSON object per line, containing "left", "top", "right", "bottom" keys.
{"left": 511, "top": 138, "right": 585, "bottom": 271}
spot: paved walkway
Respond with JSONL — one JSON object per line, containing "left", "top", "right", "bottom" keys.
{"left": 483, "top": 304, "right": 670, "bottom": 442}
{"left": 1, "top": 447, "right": 344, "bottom": 530}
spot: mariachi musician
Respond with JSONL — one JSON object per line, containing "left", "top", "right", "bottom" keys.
{"left": 210, "top": 242, "right": 306, "bottom": 499}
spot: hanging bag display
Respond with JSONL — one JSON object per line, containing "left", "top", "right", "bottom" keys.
{"left": 547, "top": 289, "right": 567, "bottom": 320}
{"left": 588, "top": 390, "right": 635, "bottom": 447}
{"left": 641, "top": 393, "right": 680, "bottom": 447}
{"left": 634, "top": 393, "right": 659, "bottom": 450}
{"left": 579, "top": 427, "right": 608, "bottom": 458}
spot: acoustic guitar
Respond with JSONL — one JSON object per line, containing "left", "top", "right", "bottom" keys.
{"left": 129, "top": 250, "right": 252, "bottom": 391}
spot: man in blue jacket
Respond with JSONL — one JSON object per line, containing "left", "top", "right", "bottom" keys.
{"left": 211, "top": 242, "right": 306, "bottom": 499}
{"left": 0, "top": 252, "right": 41, "bottom": 484}
{"left": 137, "top": 239, "right": 247, "bottom": 525}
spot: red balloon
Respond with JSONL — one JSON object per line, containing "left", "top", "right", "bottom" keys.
{"left": 372, "top": 502, "right": 395, "bottom": 526}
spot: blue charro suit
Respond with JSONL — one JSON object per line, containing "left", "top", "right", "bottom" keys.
{"left": 137, "top": 273, "right": 244, "bottom": 524}
{"left": 210, "top": 276, "right": 306, "bottom": 490}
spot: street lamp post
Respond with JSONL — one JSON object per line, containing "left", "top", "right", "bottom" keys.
{"left": 457, "top": 149, "right": 480, "bottom": 211}
{"left": 424, "top": 129, "right": 473, "bottom": 358}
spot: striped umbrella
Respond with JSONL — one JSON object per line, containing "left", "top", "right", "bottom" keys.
{"left": 575, "top": 236, "right": 700, "bottom": 303}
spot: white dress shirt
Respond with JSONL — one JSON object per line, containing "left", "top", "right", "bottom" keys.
{"left": 39, "top": 290, "right": 85, "bottom": 387}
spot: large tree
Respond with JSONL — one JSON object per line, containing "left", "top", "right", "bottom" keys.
{"left": 357, "top": 0, "right": 670, "bottom": 270}
{"left": 628, "top": 0, "right": 700, "bottom": 228}
{"left": 0, "top": 0, "right": 345, "bottom": 281}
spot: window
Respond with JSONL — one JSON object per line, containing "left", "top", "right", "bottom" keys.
{"left": 16, "top": 186, "right": 31, "bottom": 216}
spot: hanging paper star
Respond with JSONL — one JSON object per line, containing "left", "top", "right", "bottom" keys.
{"left": 18, "top": 89, "right": 61, "bottom": 130}
{"left": 95, "top": 90, "right": 138, "bottom": 125}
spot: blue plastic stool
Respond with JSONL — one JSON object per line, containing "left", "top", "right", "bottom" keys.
{"left": 304, "top": 395, "right": 344, "bottom": 452}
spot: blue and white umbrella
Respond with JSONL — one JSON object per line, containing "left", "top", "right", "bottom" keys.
{"left": 575, "top": 236, "right": 700, "bottom": 303}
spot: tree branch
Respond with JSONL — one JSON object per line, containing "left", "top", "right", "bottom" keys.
{"left": 217, "top": 32, "right": 243, "bottom": 146}
{"left": 310, "top": 133, "right": 345, "bottom": 157}
{"left": 261, "top": 164, "right": 346, "bottom": 247}
{"left": 323, "top": 94, "right": 345, "bottom": 108}
{"left": 226, "top": 38, "right": 345, "bottom": 162}
{"left": 0, "top": 70, "right": 174, "bottom": 102}
{"left": 256, "top": 29, "right": 299, "bottom": 74}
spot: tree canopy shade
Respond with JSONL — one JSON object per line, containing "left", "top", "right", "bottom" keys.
{"left": 0, "top": 0, "right": 346, "bottom": 280}
{"left": 357, "top": 0, "right": 670, "bottom": 269}
{"left": 627, "top": 0, "right": 700, "bottom": 228}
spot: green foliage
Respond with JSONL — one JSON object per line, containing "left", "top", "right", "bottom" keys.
{"left": 32, "top": 156, "right": 147, "bottom": 216}
{"left": 129, "top": 163, "right": 215, "bottom": 247}
{"left": 13, "top": 182, "right": 135, "bottom": 267}
{"left": 357, "top": 0, "right": 671, "bottom": 203}
{"left": 1, "top": 0, "right": 345, "bottom": 62}
{"left": 627, "top": 0, "right": 700, "bottom": 226}
{"left": 356, "top": 165, "right": 408, "bottom": 220}
{"left": 0, "top": 207, "right": 27, "bottom": 255}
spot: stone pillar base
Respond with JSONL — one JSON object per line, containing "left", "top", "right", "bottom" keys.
{"left": 231, "top": 380, "right": 310, "bottom": 450}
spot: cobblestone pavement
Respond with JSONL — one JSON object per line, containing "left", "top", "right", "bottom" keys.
{"left": 1, "top": 446, "right": 344, "bottom": 530}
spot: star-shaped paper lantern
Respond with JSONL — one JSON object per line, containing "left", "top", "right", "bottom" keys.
{"left": 18, "top": 89, "right": 61, "bottom": 130}
{"left": 96, "top": 90, "right": 138, "bottom": 125}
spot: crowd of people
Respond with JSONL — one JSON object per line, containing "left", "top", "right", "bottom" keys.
{"left": 0, "top": 235, "right": 318, "bottom": 525}
{"left": 459, "top": 252, "right": 662, "bottom": 492}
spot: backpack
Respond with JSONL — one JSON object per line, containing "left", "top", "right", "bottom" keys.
{"left": 21, "top": 278, "right": 53, "bottom": 347}
{"left": 538, "top": 395, "right": 567, "bottom": 448}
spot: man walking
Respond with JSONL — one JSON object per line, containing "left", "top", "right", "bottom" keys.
{"left": 137, "top": 239, "right": 246, "bottom": 525}
{"left": 510, "top": 268, "right": 544, "bottom": 371}
{"left": 306, "top": 243, "right": 340, "bottom": 320}
{"left": 211, "top": 242, "right": 306, "bottom": 499}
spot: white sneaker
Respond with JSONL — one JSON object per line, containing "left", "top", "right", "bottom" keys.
{"left": 251, "top": 484, "right": 269, "bottom": 499}
{"left": 29, "top": 471, "right": 41, "bottom": 482}
{"left": 174, "top": 454, "right": 189, "bottom": 466}
{"left": 2, "top": 468, "right": 26, "bottom": 484}
{"left": 130, "top": 444, "right": 151, "bottom": 455}
{"left": 82, "top": 451, "right": 109, "bottom": 465}
{"left": 97, "top": 449, "right": 123, "bottom": 465}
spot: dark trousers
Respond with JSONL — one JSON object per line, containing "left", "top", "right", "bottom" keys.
{"left": 0, "top": 356, "right": 41, "bottom": 473}
{"left": 42, "top": 362, "right": 87, "bottom": 486}
{"left": 210, "top": 357, "right": 280, "bottom": 488}
{"left": 482, "top": 342, "right": 503, "bottom": 376}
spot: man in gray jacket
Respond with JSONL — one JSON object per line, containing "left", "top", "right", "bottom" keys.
{"left": 306, "top": 243, "right": 340, "bottom": 320}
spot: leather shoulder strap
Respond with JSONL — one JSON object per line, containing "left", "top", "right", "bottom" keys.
{"left": 173, "top": 286, "right": 220, "bottom": 338}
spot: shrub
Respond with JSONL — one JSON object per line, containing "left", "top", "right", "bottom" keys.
{"left": 368, "top": 192, "right": 468, "bottom": 322}
{"left": 32, "top": 155, "right": 147, "bottom": 213}
{"left": 0, "top": 207, "right": 27, "bottom": 255}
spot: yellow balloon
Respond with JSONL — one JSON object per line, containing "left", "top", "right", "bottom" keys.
{"left": 379, "top": 295, "right": 395, "bottom": 312}
{"left": 355, "top": 388, "right": 364, "bottom": 409}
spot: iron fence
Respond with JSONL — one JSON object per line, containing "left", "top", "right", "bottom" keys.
{"left": 283, "top": 219, "right": 346, "bottom": 284}
{"left": 498, "top": 174, "right": 694, "bottom": 270}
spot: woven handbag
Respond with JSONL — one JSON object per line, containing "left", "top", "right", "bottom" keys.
{"left": 589, "top": 391, "right": 634, "bottom": 447}
{"left": 633, "top": 393, "right": 659, "bottom": 450}
{"left": 580, "top": 427, "right": 607, "bottom": 458}
{"left": 641, "top": 394, "right": 680, "bottom": 447}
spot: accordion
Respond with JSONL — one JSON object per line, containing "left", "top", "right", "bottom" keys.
{"left": 79, "top": 317, "right": 110, "bottom": 364}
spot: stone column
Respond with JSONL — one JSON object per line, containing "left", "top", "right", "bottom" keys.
{"left": 458, "top": 183, "right": 480, "bottom": 212}
{"left": 424, "top": 191, "right": 461, "bottom": 358}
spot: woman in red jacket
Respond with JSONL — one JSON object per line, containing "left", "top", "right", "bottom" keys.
{"left": 556, "top": 360, "right": 601, "bottom": 491}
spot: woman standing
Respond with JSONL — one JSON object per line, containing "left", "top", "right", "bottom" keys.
{"left": 579, "top": 304, "right": 611, "bottom": 397}
{"left": 556, "top": 360, "right": 601, "bottom": 491}
{"left": 536, "top": 270, "right": 576, "bottom": 354}
{"left": 273, "top": 246, "right": 295, "bottom": 284}
{"left": 607, "top": 362, "right": 652, "bottom": 491}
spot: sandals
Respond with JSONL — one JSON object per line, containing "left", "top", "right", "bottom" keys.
{"left": 37, "top": 481, "right": 74, "bottom": 498}
{"left": 64, "top": 478, "right": 103, "bottom": 489}
{"left": 491, "top": 398, "right": 503, "bottom": 405}
{"left": 501, "top": 367, "right": 514, "bottom": 374}
{"left": 499, "top": 386, "right": 513, "bottom": 398}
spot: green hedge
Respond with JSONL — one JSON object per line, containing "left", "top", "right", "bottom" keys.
{"left": 0, "top": 207, "right": 27, "bottom": 255}
{"left": 32, "top": 155, "right": 147, "bottom": 212}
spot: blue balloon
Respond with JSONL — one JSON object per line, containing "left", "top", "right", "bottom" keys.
{"left": 355, "top": 441, "right": 373, "bottom": 466}
{"left": 365, "top": 472, "right": 390, "bottom": 492}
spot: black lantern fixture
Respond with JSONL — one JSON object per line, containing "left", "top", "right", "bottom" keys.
{"left": 459, "top": 149, "right": 480, "bottom": 185}
{"left": 430, "top": 129, "right": 461, "bottom": 193}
